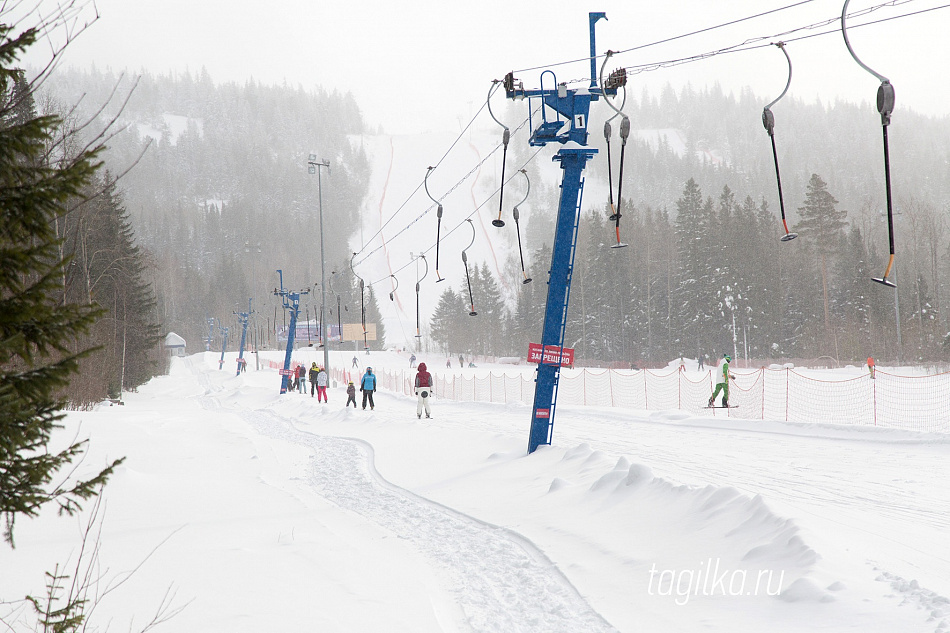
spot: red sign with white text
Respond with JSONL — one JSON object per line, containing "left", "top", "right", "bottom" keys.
{"left": 527, "top": 343, "right": 574, "bottom": 366}
{"left": 535, "top": 408, "right": 550, "bottom": 418}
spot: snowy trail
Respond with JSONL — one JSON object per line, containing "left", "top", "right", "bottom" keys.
{"left": 154, "top": 351, "right": 949, "bottom": 631}
{"left": 223, "top": 404, "right": 618, "bottom": 633}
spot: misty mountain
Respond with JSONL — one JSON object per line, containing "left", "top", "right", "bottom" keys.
{"left": 39, "top": 68, "right": 950, "bottom": 363}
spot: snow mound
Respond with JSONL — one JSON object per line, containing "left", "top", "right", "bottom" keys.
{"left": 778, "top": 578, "right": 835, "bottom": 603}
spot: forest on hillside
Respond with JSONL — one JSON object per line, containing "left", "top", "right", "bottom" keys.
{"left": 41, "top": 68, "right": 950, "bottom": 365}
{"left": 42, "top": 67, "right": 375, "bottom": 351}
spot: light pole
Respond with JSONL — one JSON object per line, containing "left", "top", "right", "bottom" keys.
{"left": 309, "top": 153, "right": 331, "bottom": 374}
{"left": 245, "top": 240, "right": 261, "bottom": 368}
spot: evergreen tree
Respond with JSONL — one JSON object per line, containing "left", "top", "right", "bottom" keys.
{"left": 363, "top": 285, "right": 386, "bottom": 350}
{"left": 429, "top": 286, "right": 466, "bottom": 354}
{"left": 70, "top": 175, "right": 162, "bottom": 398}
{"left": 473, "top": 262, "right": 505, "bottom": 356}
{"left": 673, "top": 179, "right": 717, "bottom": 355}
{"left": 794, "top": 174, "right": 848, "bottom": 348}
{"left": 0, "top": 24, "right": 123, "bottom": 545}
{"left": 832, "top": 224, "right": 873, "bottom": 359}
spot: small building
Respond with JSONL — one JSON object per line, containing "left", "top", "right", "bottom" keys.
{"left": 165, "top": 332, "right": 186, "bottom": 357}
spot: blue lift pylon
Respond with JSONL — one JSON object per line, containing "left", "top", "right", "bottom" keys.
{"left": 218, "top": 325, "right": 229, "bottom": 370}
{"left": 504, "top": 12, "right": 621, "bottom": 454}
{"left": 274, "top": 269, "right": 309, "bottom": 394}
{"left": 234, "top": 298, "right": 254, "bottom": 376}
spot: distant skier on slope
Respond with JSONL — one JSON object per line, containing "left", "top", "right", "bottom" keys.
{"left": 708, "top": 353, "right": 735, "bottom": 408}
{"left": 345, "top": 381, "right": 357, "bottom": 408}
{"left": 415, "top": 362, "right": 432, "bottom": 419}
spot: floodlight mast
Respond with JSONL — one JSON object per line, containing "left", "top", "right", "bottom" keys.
{"left": 504, "top": 12, "right": 621, "bottom": 454}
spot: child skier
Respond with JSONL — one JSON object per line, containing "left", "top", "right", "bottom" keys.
{"left": 345, "top": 381, "right": 357, "bottom": 408}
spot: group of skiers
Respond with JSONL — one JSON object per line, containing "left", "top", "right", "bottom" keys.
{"left": 287, "top": 363, "right": 331, "bottom": 400}
{"left": 284, "top": 358, "right": 434, "bottom": 417}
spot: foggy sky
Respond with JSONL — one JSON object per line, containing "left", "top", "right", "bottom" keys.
{"left": 16, "top": 0, "right": 950, "bottom": 133}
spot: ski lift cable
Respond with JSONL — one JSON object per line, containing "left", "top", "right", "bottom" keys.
{"left": 363, "top": 145, "right": 545, "bottom": 289}
{"left": 548, "top": 0, "right": 927, "bottom": 87}
{"left": 354, "top": 99, "right": 491, "bottom": 259}
{"left": 842, "top": 0, "right": 898, "bottom": 287}
{"left": 510, "top": 0, "right": 818, "bottom": 76}
{"left": 761, "top": 41, "right": 798, "bottom": 242}
{"left": 352, "top": 108, "right": 540, "bottom": 275}
{"left": 605, "top": 1, "right": 938, "bottom": 80}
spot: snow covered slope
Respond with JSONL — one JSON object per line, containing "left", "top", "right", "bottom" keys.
{"left": 3, "top": 350, "right": 948, "bottom": 632}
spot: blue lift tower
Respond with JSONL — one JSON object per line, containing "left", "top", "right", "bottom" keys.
{"left": 234, "top": 298, "right": 254, "bottom": 376}
{"left": 274, "top": 269, "right": 309, "bottom": 394}
{"left": 504, "top": 12, "right": 622, "bottom": 454}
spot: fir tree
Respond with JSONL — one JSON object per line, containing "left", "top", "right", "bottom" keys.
{"left": 794, "top": 174, "right": 847, "bottom": 346}
{"left": 673, "top": 179, "right": 717, "bottom": 354}
{"left": 472, "top": 263, "right": 505, "bottom": 355}
{"left": 363, "top": 285, "right": 386, "bottom": 350}
{"left": 0, "top": 24, "right": 123, "bottom": 545}
{"left": 429, "top": 287, "right": 465, "bottom": 354}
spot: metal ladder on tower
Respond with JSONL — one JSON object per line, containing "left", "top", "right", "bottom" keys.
{"left": 543, "top": 175, "right": 587, "bottom": 444}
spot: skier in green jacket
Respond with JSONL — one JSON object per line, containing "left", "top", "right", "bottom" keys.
{"left": 708, "top": 354, "right": 735, "bottom": 407}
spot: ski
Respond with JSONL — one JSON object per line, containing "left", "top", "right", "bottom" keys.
{"left": 704, "top": 405, "right": 738, "bottom": 409}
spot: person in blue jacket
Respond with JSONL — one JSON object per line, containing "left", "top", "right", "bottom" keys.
{"left": 360, "top": 367, "right": 377, "bottom": 410}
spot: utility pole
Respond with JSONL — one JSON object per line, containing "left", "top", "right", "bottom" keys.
{"left": 309, "top": 154, "right": 331, "bottom": 375}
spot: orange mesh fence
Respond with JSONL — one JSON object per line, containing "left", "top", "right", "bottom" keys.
{"left": 362, "top": 366, "right": 949, "bottom": 432}
{"left": 871, "top": 370, "right": 950, "bottom": 432}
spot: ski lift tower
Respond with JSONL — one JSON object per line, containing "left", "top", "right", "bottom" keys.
{"left": 234, "top": 298, "right": 254, "bottom": 376}
{"left": 274, "top": 269, "right": 309, "bottom": 394}
{"left": 504, "top": 12, "right": 622, "bottom": 454}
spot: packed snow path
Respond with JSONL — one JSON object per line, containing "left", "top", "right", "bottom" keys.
{"left": 236, "top": 407, "right": 618, "bottom": 633}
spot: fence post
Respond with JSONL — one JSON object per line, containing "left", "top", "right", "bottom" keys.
{"left": 785, "top": 368, "right": 790, "bottom": 422}
{"left": 609, "top": 370, "right": 614, "bottom": 407}
{"left": 872, "top": 374, "right": 877, "bottom": 426}
{"left": 644, "top": 370, "right": 649, "bottom": 409}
